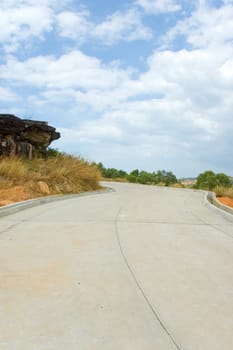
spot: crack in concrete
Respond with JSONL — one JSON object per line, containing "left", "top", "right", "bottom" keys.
{"left": 114, "top": 207, "right": 182, "bottom": 350}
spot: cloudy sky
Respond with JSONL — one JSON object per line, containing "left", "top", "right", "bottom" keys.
{"left": 0, "top": 0, "right": 233, "bottom": 177}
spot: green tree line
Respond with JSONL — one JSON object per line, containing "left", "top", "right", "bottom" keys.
{"left": 96, "top": 162, "right": 178, "bottom": 186}
{"left": 96, "top": 163, "right": 232, "bottom": 191}
{"left": 195, "top": 170, "right": 232, "bottom": 190}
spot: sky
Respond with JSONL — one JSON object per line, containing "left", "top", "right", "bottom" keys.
{"left": 0, "top": 0, "right": 233, "bottom": 177}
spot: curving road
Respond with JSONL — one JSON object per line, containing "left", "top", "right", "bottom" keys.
{"left": 0, "top": 182, "right": 233, "bottom": 350}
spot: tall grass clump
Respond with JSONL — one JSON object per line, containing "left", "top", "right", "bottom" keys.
{"left": 0, "top": 158, "right": 35, "bottom": 187}
{"left": 214, "top": 186, "right": 233, "bottom": 199}
{"left": 0, "top": 154, "right": 101, "bottom": 198}
{"left": 41, "top": 154, "right": 101, "bottom": 193}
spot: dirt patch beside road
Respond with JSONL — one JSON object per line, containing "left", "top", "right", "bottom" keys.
{"left": 0, "top": 186, "right": 35, "bottom": 206}
{"left": 217, "top": 197, "right": 233, "bottom": 208}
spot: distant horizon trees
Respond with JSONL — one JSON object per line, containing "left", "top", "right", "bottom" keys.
{"left": 195, "top": 170, "right": 232, "bottom": 190}
{"left": 96, "top": 163, "right": 232, "bottom": 191}
{"left": 95, "top": 163, "right": 178, "bottom": 186}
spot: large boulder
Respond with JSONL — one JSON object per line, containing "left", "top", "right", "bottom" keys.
{"left": 0, "top": 114, "right": 60, "bottom": 159}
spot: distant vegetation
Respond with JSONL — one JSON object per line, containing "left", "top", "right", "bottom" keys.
{"left": 96, "top": 163, "right": 233, "bottom": 199}
{"left": 95, "top": 162, "right": 179, "bottom": 186}
{"left": 194, "top": 170, "right": 233, "bottom": 199}
{"left": 195, "top": 170, "right": 232, "bottom": 190}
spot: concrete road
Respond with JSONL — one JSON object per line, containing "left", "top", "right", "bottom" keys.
{"left": 0, "top": 183, "right": 233, "bottom": 350}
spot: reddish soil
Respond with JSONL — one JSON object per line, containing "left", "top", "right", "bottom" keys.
{"left": 217, "top": 197, "right": 233, "bottom": 208}
{"left": 0, "top": 186, "right": 34, "bottom": 206}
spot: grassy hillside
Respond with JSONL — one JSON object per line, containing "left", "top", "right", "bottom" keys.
{"left": 0, "top": 154, "right": 101, "bottom": 205}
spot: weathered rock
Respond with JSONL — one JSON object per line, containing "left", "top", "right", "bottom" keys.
{"left": 0, "top": 114, "right": 60, "bottom": 159}
{"left": 38, "top": 181, "right": 50, "bottom": 194}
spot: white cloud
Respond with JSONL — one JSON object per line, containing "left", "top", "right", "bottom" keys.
{"left": 136, "top": 0, "right": 181, "bottom": 14}
{"left": 0, "top": 0, "right": 68, "bottom": 10}
{"left": 0, "top": 50, "right": 132, "bottom": 92}
{"left": 0, "top": 1, "right": 153, "bottom": 54}
{"left": 56, "top": 9, "right": 92, "bottom": 42}
{"left": 0, "top": 1, "right": 55, "bottom": 53}
{"left": 93, "top": 9, "right": 152, "bottom": 44}
{"left": 165, "top": 3, "right": 233, "bottom": 48}
{"left": 0, "top": 87, "right": 18, "bottom": 101}
{"left": 57, "top": 7, "right": 152, "bottom": 44}
{"left": 55, "top": 40, "right": 232, "bottom": 173}
{"left": 220, "top": 60, "right": 233, "bottom": 81}
{"left": 140, "top": 47, "right": 233, "bottom": 123}
{"left": 2, "top": 43, "right": 232, "bottom": 145}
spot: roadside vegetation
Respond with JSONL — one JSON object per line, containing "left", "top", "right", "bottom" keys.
{"left": 0, "top": 150, "right": 232, "bottom": 207}
{"left": 97, "top": 164, "right": 233, "bottom": 203}
{"left": 194, "top": 170, "right": 233, "bottom": 199}
{"left": 96, "top": 162, "right": 179, "bottom": 186}
{"left": 0, "top": 150, "right": 101, "bottom": 205}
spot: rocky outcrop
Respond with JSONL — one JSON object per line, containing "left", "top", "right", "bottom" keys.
{"left": 0, "top": 114, "right": 60, "bottom": 159}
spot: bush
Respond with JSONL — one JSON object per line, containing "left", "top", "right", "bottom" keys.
{"left": 95, "top": 163, "right": 179, "bottom": 187}
{"left": 196, "top": 170, "right": 231, "bottom": 191}
{"left": 43, "top": 147, "right": 63, "bottom": 158}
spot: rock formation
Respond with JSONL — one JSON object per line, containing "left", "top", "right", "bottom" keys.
{"left": 0, "top": 114, "right": 60, "bottom": 159}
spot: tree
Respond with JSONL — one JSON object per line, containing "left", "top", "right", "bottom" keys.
{"left": 155, "top": 170, "right": 177, "bottom": 186}
{"left": 127, "top": 169, "right": 139, "bottom": 183}
{"left": 138, "top": 171, "right": 155, "bottom": 184}
{"left": 196, "top": 170, "right": 217, "bottom": 190}
{"left": 216, "top": 173, "right": 231, "bottom": 187}
{"left": 94, "top": 162, "right": 179, "bottom": 186}
{"left": 96, "top": 163, "right": 129, "bottom": 179}
{"left": 156, "top": 170, "right": 165, "bottom": 184}
{"left": 163, "top": 171, "right": 177, "bottom": 186}
{"left": 43, "top": 147, "right": 62, "bottom": 158}
{"left": 130, "top": 169, "right": 139, "bottom": 177}
{"left": 104, "top": 168, "right": 119, "bottom": 178}
{"left": 118, "top": 169, "right": 128, "bottom": 178}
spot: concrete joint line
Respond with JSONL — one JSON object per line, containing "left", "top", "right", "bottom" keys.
{"left": 114, "top": 208, "right": 182, "bottom": 350}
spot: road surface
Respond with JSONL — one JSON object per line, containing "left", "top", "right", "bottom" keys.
{"left": 0, "top": 182, "right": 233, "bottom": 350}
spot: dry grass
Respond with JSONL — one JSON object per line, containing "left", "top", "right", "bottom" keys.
{"left": 169, "top": 183, "right": 185, "bottom": 189}
{"left": 0, "top": 155, "right": 101, "bottom": 205}
{"left": 214, "top": 186, "right": 233, "bottom": 199}
{"left": 101, "top": 177, "right": 129, "bottom": 183}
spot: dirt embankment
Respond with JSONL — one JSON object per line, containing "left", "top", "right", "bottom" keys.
{"left": 217, "top": 197, "right": 233, "bottom": 208}
{"left": 0, "top": 155, "right": 101, "bottom": 207}
{"left": 0, "top": 186, "right": 42, "bottom": 206}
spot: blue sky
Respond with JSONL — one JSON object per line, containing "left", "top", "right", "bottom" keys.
{"left": 0, "top": 0, "right": 233, "bottom": 177}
